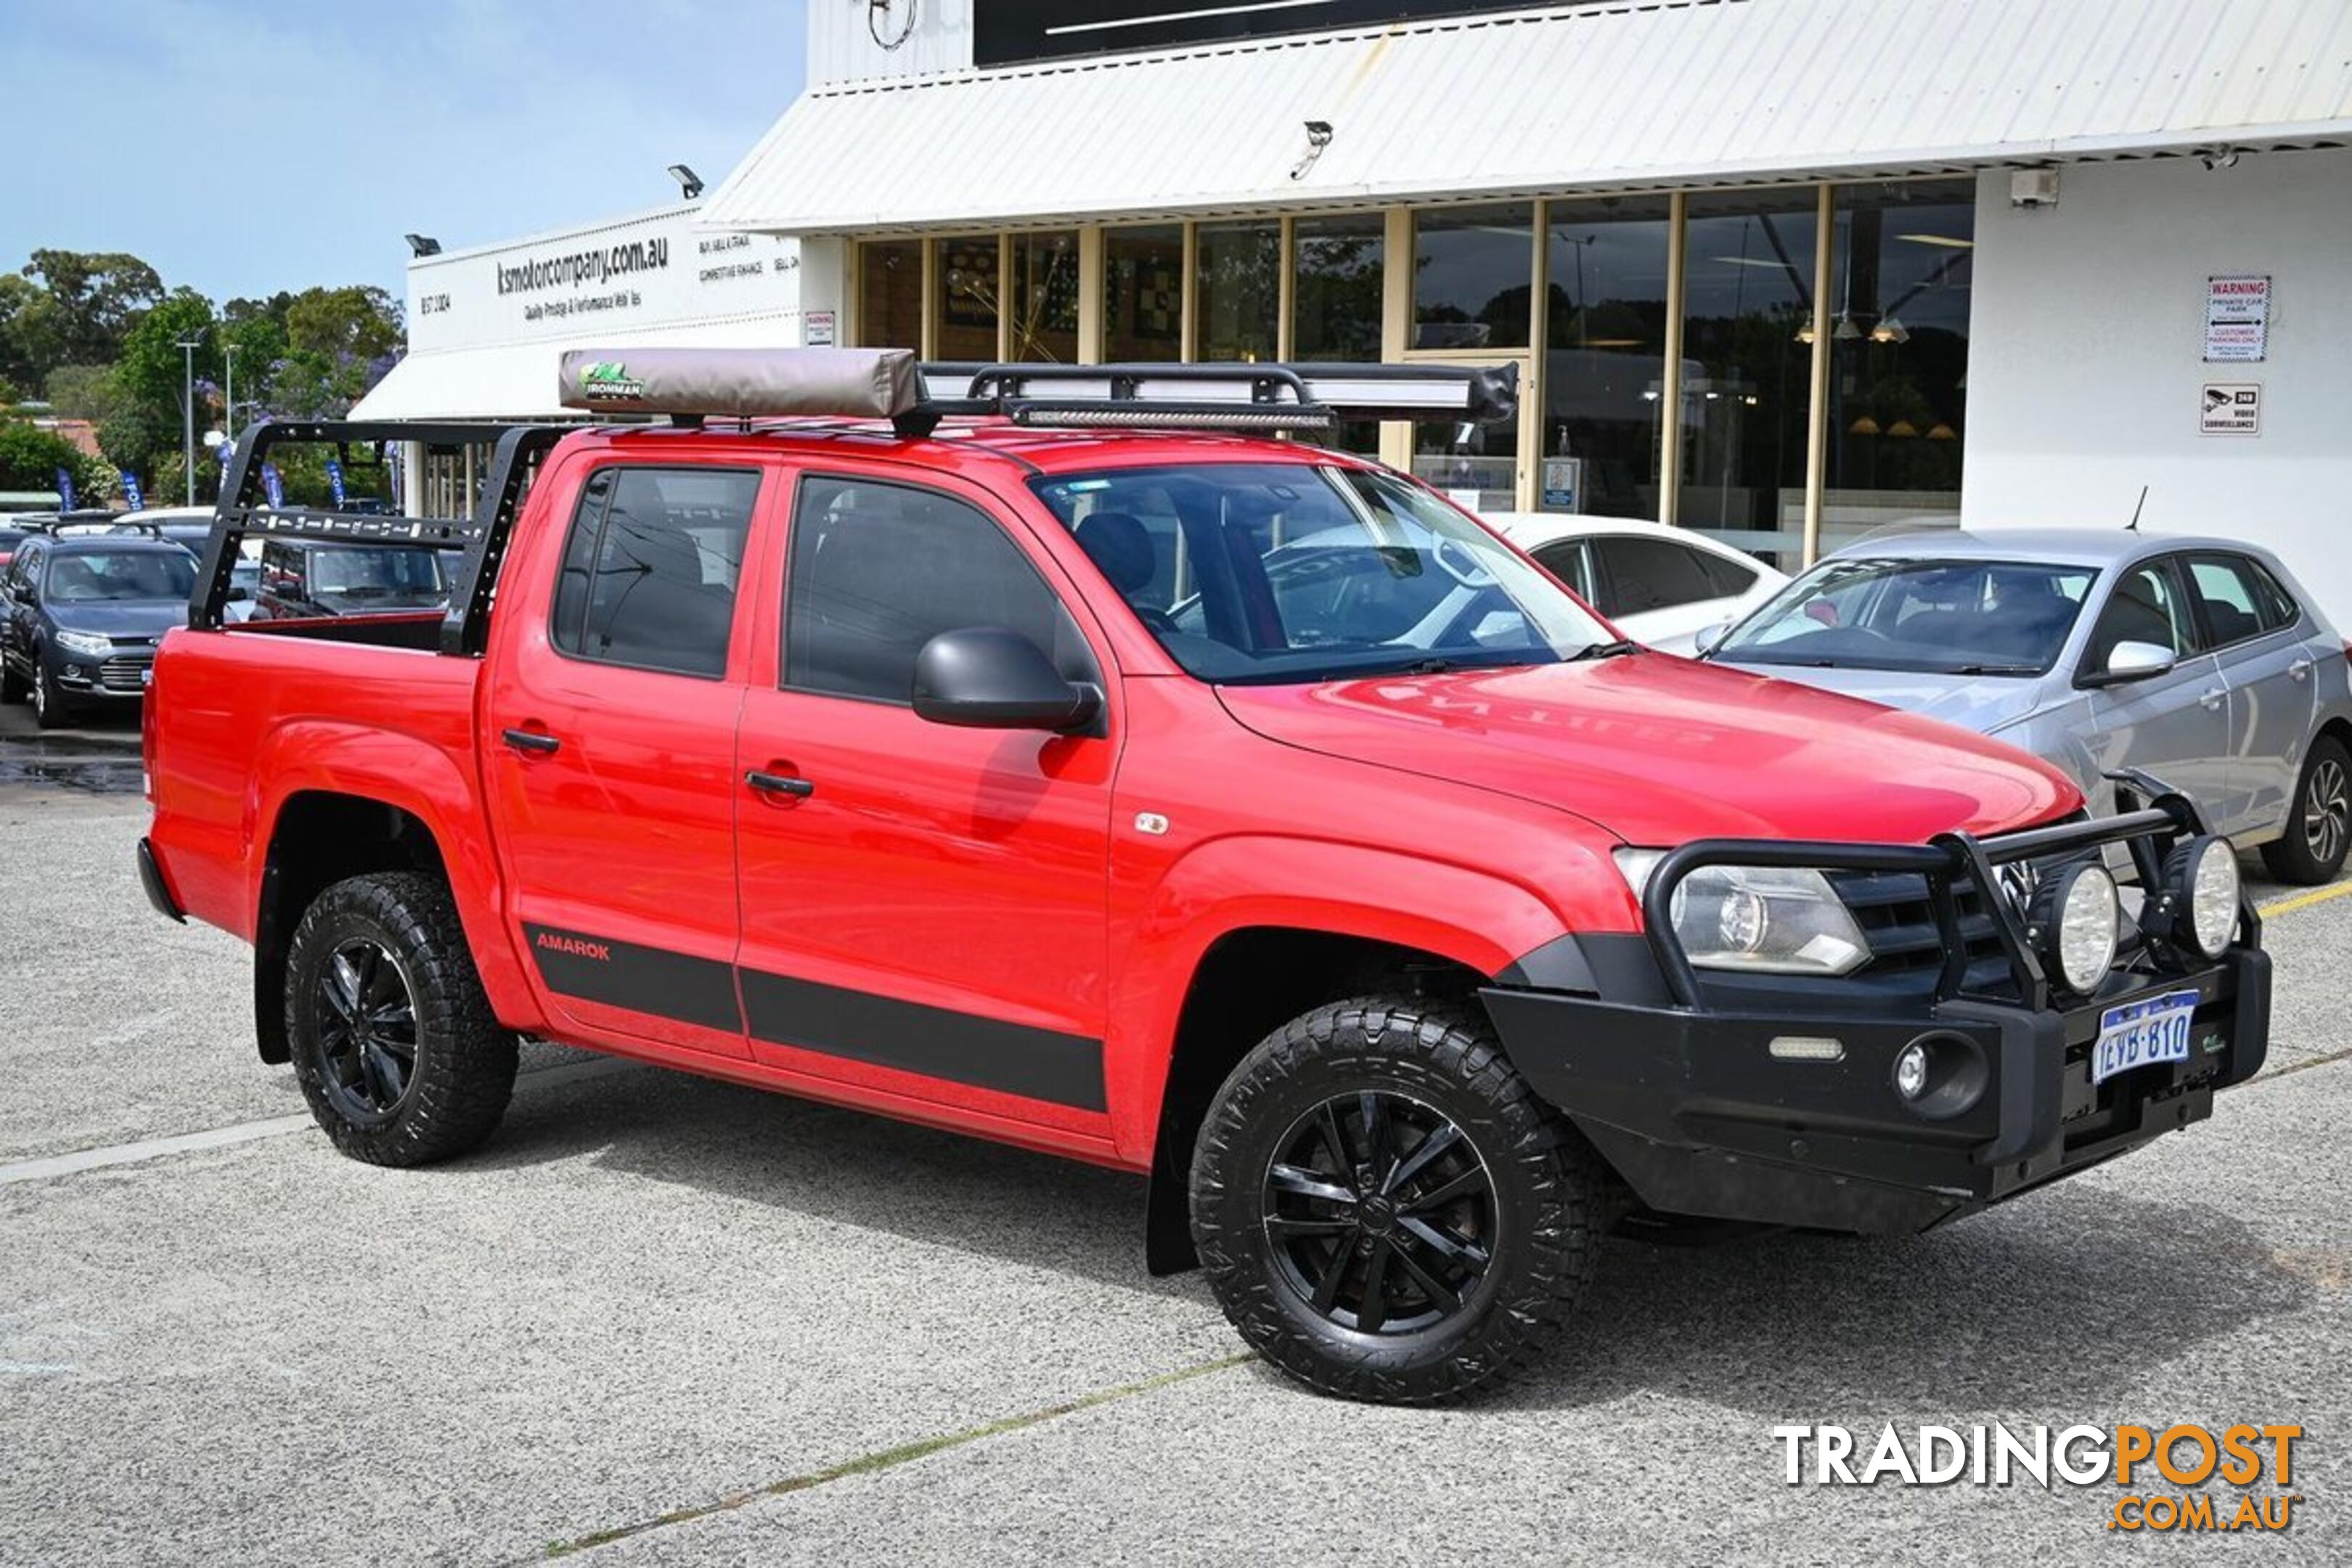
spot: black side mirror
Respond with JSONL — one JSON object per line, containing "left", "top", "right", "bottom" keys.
{"left": 913, "top": 627, "right": 1101, "bottom": 734}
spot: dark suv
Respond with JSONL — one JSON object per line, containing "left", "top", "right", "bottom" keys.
{"left": 253, "top": 538, "right": 451, "bottom": 621}
{"left": 0, "top": 534, "right": 197, "bottom": 727}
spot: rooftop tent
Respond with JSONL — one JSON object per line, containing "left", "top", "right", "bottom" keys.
{"left": 558, "top": 346, "right": 923, "bottom": 417}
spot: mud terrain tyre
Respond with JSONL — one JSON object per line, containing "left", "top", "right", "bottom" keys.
{"left": 285, "top": 872, "right": 518, "bottom": 1165}
{"left": 1190, "top": 995, "right": 1604, "bottom": 1404}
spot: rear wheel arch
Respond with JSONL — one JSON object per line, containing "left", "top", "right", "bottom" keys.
{"left": 253, "top": 792, "right": 454, "bottom": 1064}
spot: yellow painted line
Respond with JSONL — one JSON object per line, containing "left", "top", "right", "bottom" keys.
{"left": 2258, "top": 881, "right": 2352, "bottom": 919}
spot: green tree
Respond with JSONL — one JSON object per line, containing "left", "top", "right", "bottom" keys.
{"left": 41, "top": 363, "right": 126, "bottom": 423}
{"left": 0, "top": 419, "right": 113, "bottom": 502}
{"left": 21, "top": 250, "right": 164, "bottom": 369}
{"left": 271, "top": 285, "right": 404, "bottom": 416}
{"left": 0, "top": 273, "right": 46, "bottom": 393}
{"left": 106, "top": 289, "right": 220, "bottom": 481}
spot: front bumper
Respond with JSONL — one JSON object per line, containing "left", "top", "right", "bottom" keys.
{"left": 1481, "top": 778, "right": 2272, "bottom": 1234}
{"left": 52, "top": 647, "right": 152, "bottom": 699}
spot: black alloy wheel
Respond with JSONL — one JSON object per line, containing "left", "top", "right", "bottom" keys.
{"left": 311, "top": 938, "right": 421, "bottom": 1128}
{"left": 1263, "top": 1090, "right": 1497, "bottom": 1336}
{"left": 284, "top": 871, "right": 517, "bottom": 1165}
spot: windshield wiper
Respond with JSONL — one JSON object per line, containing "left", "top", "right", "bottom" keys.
{"left": 1567, "top": 639, "right": 1641, "bottom": 661}
{"left": 1946, "top": 663, "right": 2041, "bottom": 676}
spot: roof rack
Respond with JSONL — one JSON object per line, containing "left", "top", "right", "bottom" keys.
{"left": 190, "top": 418, "right": 568, "bottom": 653}
{"left": 556, "top": 346, "right": 1517, "bottom": 439}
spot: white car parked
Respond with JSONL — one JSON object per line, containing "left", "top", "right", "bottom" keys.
{"left": 1482, "top": 513, "right": 1788, "bottom": 655}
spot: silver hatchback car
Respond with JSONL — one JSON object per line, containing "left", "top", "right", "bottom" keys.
{"left": 1705, "top": 528, "right": 2352, "bottom": 884}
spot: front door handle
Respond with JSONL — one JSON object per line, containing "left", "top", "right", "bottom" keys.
{"left": 746, "top": 769, "right": 815, "bottom": 799}
{"left": 2198, "top": 687, "right": 2226, "bottom": 711}
{"left": 502, "top": 727, "right": 562, "bottom": 756}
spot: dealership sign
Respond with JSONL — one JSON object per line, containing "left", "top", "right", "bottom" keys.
{"left": 407, "top": 205, "right": 804, "bottom": 355}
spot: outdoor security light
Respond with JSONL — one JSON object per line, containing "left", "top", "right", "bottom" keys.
{"left": 667, "top": 163, "right": 705, "bottom": 199}
{"left": 404, "top": 234, "right": 442, "bottom": 257}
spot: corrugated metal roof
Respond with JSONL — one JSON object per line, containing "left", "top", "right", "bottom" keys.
{"left": 703, "top": 0, "right": 2352, "bottom": 234}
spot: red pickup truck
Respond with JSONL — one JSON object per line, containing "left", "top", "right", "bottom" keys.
{"left": 141, "top": 352, "right": 2269, "bottom": 1404}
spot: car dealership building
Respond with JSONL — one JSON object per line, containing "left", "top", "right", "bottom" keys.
{"left": 356, "top": 0, "right": 2352, "bottom": 616}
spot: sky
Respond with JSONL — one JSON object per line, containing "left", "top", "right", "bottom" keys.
{"left": 0, "top": 0, "right": 807, "bottom": 304}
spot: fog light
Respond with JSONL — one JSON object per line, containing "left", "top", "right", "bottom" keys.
{"left": 1769, "top": 1035, "right": 1845, "bottom": 1063}
{"left": 1892, "top": 1042, "right": 1930, "bottom": 1101}
{"left": 2028, "top": 863, "right": 2120, "bottom": 995}
{"left": 2164, "top": 834, "right": 2240, "bottom": 960}
{"left": 62, "top": 663, "right": 83, "bottom": 679}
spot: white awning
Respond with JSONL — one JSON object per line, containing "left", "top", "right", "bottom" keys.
{"left": 703, "top": 0, "right": 2352, "bottom": 234}
{"left": 351, "top": 314, "right": 809, "bottom": 421}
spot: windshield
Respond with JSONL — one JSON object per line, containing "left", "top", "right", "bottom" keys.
{"left": 1715, "top": 556, "right": 2097, "bottom": 676}
{"left": 44, "top": 550, "right": 197, "bottom": 603}
{"left": 1030, "top": 463, "right": 1611, "bottom": 683}
{"left": 308, "top": 546, "right": 448, "bottom": 602}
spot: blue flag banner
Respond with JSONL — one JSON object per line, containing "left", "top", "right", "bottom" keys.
{"left": 326, "top": 458, "right": 347, "bottom": 506}
{"left": 55, "top": 467, "right": 75, "bottom": 511}
{"left": 216, "top": 440, "right": 234, "bottom": 466}
{"left": 261, "top": 462, "right": 285, "bottom": 509}
{"left": 120, "top": 471, "right": 145, "bottom": 510}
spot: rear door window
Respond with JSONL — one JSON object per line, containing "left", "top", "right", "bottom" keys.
{"left": 550, "top": 466, "right": 760, "bottom": 678}
{"left": 2184, "top": 552, "right": 2291, "bottom": 647}
{"left": 1592, "top": 536, "right": 1723, "bottom": 615}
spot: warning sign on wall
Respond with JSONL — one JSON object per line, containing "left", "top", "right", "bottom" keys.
{"left": 2203, "top": 276, "right": 2271, "bottom": 362}
{"left": 2200, "top": 382, "right": 2263, "bottom": 436}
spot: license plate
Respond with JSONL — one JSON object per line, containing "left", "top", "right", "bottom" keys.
{"left": 2091, "top": 990, "right": 2200, "bottom": 1085}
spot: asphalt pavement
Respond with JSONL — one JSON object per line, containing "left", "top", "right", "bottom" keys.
{"left": 1, "top": 721, "right": 2347, "bottom": 1566}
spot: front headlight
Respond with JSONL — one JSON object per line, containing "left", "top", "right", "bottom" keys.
{"left": 1612, "top": 849, "right": 1871, "bottom": 976}
{"left": 54, "top": 631, "right": 113, "bottom": 658}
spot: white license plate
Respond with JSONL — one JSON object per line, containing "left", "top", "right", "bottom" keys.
{"left": 2091, "top": 990, "right": 2200, "bottom": 1085}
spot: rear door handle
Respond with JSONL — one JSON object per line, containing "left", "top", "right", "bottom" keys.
{"left": 2198, "top": 687, "right": 2226, "bottom": 711}
{"left": 2289, "top": 656, "right": 2314, "bottom": 681}
{"left": 746, "top": 769, "right": 815, "bottom": 799}
{"left": 502, "top": 727, "right": 562, "bottom": 756}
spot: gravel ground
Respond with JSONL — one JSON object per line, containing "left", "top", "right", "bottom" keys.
{"left": 1, "top": 795, "right": 2345, "bottom": 1567}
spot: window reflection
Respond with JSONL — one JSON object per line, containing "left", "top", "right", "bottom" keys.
{"left": 1544, "top": 195, "right": 1670, "bottom": 518}
{"left": 1676, "top": 192, "right": 1821, "bottom": 565}
{"left": 1824, "top": 180, "right": 1972, "bottom": 547}
{"left": 1294, "top": 213, "right": 1385, "bottom": 361}
{"left": 1196, "top": 221, "right": 1280, "bottom": 361}
{"left": 1413, "top": 204, "right": 1532, "bottom": 350}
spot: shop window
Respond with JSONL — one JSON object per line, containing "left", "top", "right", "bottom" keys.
{"left": 1543, "top": 195, "right": 1672, "bottom": 520}
{"left": 936, "top": 235, "right": 1002, "bottom": 362}
{"left": 1824, "top": 179, "right": 1972, "bottom": 547}
{"left": 1413, "top": 203, "right": 1531, "bottom": 350}
{"left": 1412, "top": 418, "right": 1516, "bottom": 516}
{"left": 1105, "top": 226, "right": 1185, "bottom": 362}
{"left": 857, "top": 241, "right": 923, "bottom": 351}
{"left": 1010, "top": 230, "right": 1080, "bottom": 362}
{"left": 1293, "top": 213, "right": 1384, "bottom": 362}
{"left": 1195, "top": 221, "right": 1279, "bottom": 361}
{"left": 1675, "top": 192, "right": 1822, "bottom": 565}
